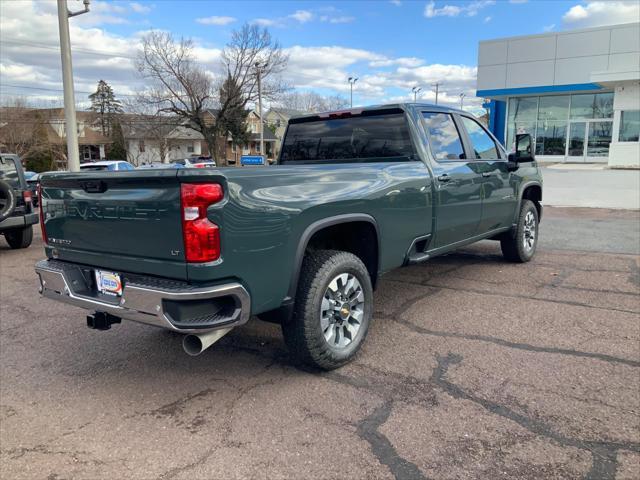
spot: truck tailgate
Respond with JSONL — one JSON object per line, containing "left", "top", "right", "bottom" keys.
{"left": 41, "top": 170, "right": 187, "bottom": 275}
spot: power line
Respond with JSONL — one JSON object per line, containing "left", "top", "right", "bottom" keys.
{"left": 0, "top": 39, "right": 136, "bottom": 60}
{"left": 1, "top": 83, "right": 138, "bottom": 97}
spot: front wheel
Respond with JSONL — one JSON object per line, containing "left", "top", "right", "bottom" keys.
{"left": 282, "top": 250, "right": 373, "bottom": 370}
{"left": 4, "top": 225, "right": 33, "bottom": 249}
{"left": 501, "top": 199, "right": 538, "bottom": 262}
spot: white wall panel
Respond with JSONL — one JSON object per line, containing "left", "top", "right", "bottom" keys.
{"left": 507, "top": 36, "right": 556, "bottom": 63}
{"left": 609, "top": 52, "right": 640, "bottom": 73}
{"left": 557, "top": 29, "right": 610, "bottom": 58}
{"left": 477, "top": 64, "right": 507, "bottom": 90}
{"left": 506, "top": 60, "right": 555, "bottom": 88}
{"left": 610, "top": 24, "right": 640, "bottom": 54}
{"left": 555, "top": 55, "right": 609, "bottom": 84}
{"left": 478, "top": 41, "right": 508, "bottom": 66}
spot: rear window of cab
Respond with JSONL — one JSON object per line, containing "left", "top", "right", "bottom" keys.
{"left": 280, "top": 110, "right": 415, "bottom": 164}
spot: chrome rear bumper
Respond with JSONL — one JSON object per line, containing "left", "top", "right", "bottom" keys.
{"left": 35, "top": 259, "right": 250, "bottom": 333}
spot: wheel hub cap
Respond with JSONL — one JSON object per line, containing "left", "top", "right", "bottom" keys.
{"left": 320, "top": 273, "right": 365, "bottom": 349}
{"left": 523, "top": 211, "right": 536, "bottom": 252}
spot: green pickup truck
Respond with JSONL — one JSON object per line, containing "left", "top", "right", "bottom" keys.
{"left": 35, "top": 104, "right": 542, "bottom": 369}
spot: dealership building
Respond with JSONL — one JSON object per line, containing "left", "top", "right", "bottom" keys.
{"left": 476, "top": 22, "right": 639, "bottom": 168}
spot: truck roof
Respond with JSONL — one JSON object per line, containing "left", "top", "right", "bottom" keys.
{"left": 288, "top": 103, "right": 467, "bottom": 122}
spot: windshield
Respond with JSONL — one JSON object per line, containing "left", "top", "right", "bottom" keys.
{"left": 280, "top": 111, "right": 414, "bottom": 164}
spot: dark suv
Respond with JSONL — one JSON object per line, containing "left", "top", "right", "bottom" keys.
{"left": 0, "top": 154, "right": 39, "bottom": 249}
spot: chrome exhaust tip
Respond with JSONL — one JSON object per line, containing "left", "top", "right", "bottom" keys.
{"left": 182, "top": 327, "right": 233, "bottom": 356}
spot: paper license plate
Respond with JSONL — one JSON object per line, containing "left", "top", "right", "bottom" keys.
{"left": 95, "top": 270, "right": 123, "bottom": 296}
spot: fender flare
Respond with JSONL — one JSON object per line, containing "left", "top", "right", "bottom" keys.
{"left": 286, "top": 213, "right": 380, "bottom": 302}
{"left": 512, "top": 180, "right": 543, "bottom": 226}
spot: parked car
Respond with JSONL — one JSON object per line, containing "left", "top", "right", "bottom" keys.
{"left": 35, "top": 104, "right": 542, "bottom": 369}
{"left": 171, "top": 156, "right": 216, "bottom": 168}
{"left": 80, "top": 160, "right": 135, "bottom": 171}
{"left": 0, "top": 154, "right": 38, "bottom": 249}
{"left": 25, "top": 173, "right": 40, "bottom": 207}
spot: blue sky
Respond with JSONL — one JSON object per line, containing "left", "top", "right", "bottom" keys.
{"left": 1, "top": 1, "right": 638, "bottom": 111}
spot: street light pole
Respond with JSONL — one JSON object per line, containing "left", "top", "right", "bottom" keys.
{"left": 255, "top": 61, "right": 267, "bottom": 163}
{"left": 57, "top": 0, "right": 90, "bottom": 172}
{"left": 431, "top": 82, "right": 441, "bottom": 105}
{"left": 348, "top": 77, "right": 358, "bottom": 107}
{"left": 412, "top": 86, "right": 422, "bottom": 102}
{"left": 459, "top": 93, "right": 466, "bottom": 109}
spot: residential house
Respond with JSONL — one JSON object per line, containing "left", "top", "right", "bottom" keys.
{"left": 265, "top": 108, "right": 304, "bottom": 156}
{"left": 0, "top": 107, "right": 112, "bottom": 168}
{"left": 203, "top": 109, "right": 277, "bottom": 165}
{"left": 120, "top": 116, "right": 203, "bottom": 165}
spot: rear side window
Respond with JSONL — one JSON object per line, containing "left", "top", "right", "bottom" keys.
{"left": 280, "top": 112, "right": 414, "bottom": 164}
{"left": 461, "top": 116, "right": 500, "bottom": 160}
{"left": 422, "top": 112, "right": 466, "bottom": 161}
{"left": 0, "top": 156, "right": 20, "bottom": 188}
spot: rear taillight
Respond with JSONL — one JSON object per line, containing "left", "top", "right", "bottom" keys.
{"left": 37, "top": 184, "right": 47, "bottom": 245}
{"left": 23, "top": 190, "right": 32, "bottom": 204}
{"left": 180, "top": 183, "right": 223, "bottom": 262}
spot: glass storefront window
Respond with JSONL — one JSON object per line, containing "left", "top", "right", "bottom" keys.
{"left": 587, "top": 121, "right": 613, "bottom": 157}
{"left": 570, "top": 92, "right": 613, "bottom": 119}
{"left": 538, "top": 95, "right": 569, "bottom": 121}
{"left": 508, "top": 97, "right": 538, "bottom": 121}
{"left": 619, "top": 111, "right": 640, "bottom": 142}
{"left": 535, "top": 121, "right": 567, "bottom": 156}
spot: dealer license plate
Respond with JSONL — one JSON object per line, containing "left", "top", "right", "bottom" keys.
{"left": 95, "top": 270, "right": 123, "bottom": 296}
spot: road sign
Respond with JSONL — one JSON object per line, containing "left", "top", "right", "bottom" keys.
{"left": 241, "top": 155, "right": 265, "bottom": 166}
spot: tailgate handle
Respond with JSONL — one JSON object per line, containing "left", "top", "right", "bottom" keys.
{"left": 81, "top": 180, "right": 108, "bottom": 193}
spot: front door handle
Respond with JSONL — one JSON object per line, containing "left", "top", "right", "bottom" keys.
{"left": 437, "top": 174, "right": 451, "bottom": 183}
{"left": 481, "top": 172, "right": 492, "bottom": 177}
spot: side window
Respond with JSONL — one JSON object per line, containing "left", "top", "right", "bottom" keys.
{"left": 422, "top": 112, "right": 466, "bottom": 161}
{"left": 461, "top": 116, "right": 499, "bottom": 160}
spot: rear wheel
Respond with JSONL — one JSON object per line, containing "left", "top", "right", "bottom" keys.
{"left": 5, "top": 225, "right": 33, "bottom": 249}
{"left": 501, "top": 199, "right": 538, "bottom": 263}
{"left": 282, "top": 249, "right": 373, "bottom": 370}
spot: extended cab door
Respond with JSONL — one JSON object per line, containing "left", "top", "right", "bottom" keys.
{"left": 458, "top": 115, "right": 517, "bottom": 234}
{"left": 421, "top": 111, "right": 483, "bottom": 248}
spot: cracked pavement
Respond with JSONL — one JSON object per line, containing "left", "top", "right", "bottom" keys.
{"left": 1, "top": 207, "right": 639, "bottom": 479}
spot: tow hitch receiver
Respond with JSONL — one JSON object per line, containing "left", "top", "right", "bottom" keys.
{"left": 87, "top": 312, "right": 121, "bottom": 331}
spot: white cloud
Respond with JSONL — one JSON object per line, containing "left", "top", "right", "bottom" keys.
{"left": 130, "top": 2, "right": 152, "bottom": 14}
{"left": 424, "top": 1, "right": 495, "bottom": 18}
{"left": 509, "top": 0, "right": 528, "bottom": 3}
{"left": 196, "top": 16, "right": 237, "bottom": 26}
{"left": 484, "top": 16, "right": 492, "bottom": 23}
{"left": 390, "top": 0, "right": 402, "bottom": 5}
{"left": 562, "top": 1, "right": 640, "bottom": 28}
{"left": 543, "top": 23, "right": 556, "bottom": 32}
{"left": 251, "top": 18, "right": 279, "bottom": 27}
{"left": 326, "top": 16, "right": 355, "bottom": 24}
{"left": 289, "top": 10, "right": 313, "bottom": 23}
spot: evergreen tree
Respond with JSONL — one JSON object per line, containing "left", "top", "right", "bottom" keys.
{"left": 106, "top": 120, "right": 127, "bottom": 160}
{"left": 218, "top": 75, "right": 250, "bottom": 158}
{"left": 89, "top": 80, "right": 124, "bottom": 136}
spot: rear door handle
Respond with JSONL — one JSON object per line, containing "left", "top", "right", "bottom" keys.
{"left": 481, "top": 172, "right": 492, "bottom": 178}
{"left": 437, "top": 174, "right": 451, "bottom": 183}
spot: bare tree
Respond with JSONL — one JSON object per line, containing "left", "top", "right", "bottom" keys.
{"left": 276, "top": 91, "right": 349, "bottom": 113}
{"left": 136, "top": 24, "right": 287, "bottom": 164}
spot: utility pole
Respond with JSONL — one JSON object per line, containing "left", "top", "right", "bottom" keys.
{"left": 431, "top": 82, "right": 441, "bottom": 105}
{"left": 348, "top": 77, "right": 358, "bottom": 107}
{"left": 412, "top": 86, "right": 422, "bottom": 102}
{"left": 57, "top": 0, "right": 90, "bottom": 172}
{"left": 459, "top": 93, "right": 466, "bottom": 109}
{"left": 255, "top": 61, "right": 267, "bottom": 164}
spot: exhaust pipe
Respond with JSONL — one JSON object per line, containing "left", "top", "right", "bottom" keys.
{"left": 182, "top": 327, "right": 233, "bottom": 356}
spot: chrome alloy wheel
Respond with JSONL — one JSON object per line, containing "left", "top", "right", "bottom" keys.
{"left": 320, "top": 273, "right": 365, "bottom": 349}
{"left": 523, "top": 210, "right": 536, "bottom": 252}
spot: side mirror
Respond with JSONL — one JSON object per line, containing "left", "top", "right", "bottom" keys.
{"left": 508, "top": 133, "right": 535, "bottom": 164}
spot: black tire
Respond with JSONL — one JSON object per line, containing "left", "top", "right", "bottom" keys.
{"left": 0, "top": 180, "right": 17, "bottom": 222}
{"left": 4, "top": 225, "right": 33, "bottom": 249}
{"left": 282, "top": 249, "right": 373, "bottom": 370}
{"left": 501, "top": 199, "right": 538, "bottom": 263}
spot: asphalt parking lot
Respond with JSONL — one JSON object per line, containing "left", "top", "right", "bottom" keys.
{"left": 1, "top": 207, "right": 639, "bottom": 480}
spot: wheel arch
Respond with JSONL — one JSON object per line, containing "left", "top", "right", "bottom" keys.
{"left": 288, "top": 214, "right": 380, "bottom": 302}
{"left": 518, "top": 182, "right": 542, "bottom": 220}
